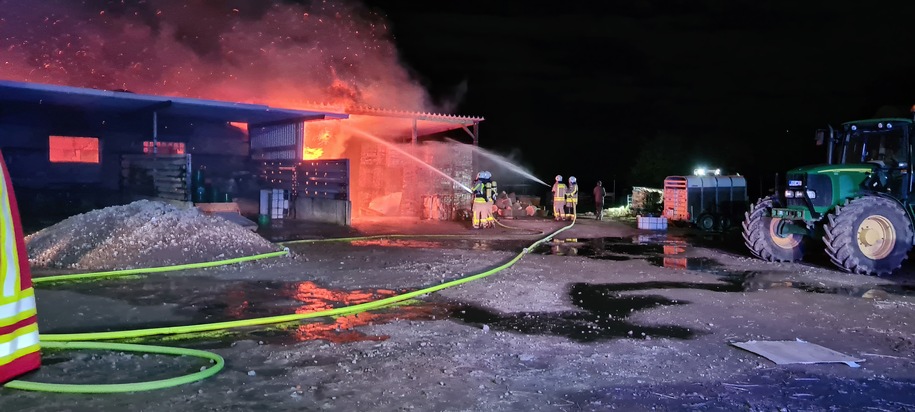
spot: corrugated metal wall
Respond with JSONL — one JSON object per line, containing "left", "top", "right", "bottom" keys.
{"left": 250, "top": 122, "right": 303, "bottom": 160}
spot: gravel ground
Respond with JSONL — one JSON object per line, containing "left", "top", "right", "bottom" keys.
{"left": 26, "top": 200, "right": 280, "bottom": 270}
{"left": 5, "top": 216, "right": 915, "bottom": 411}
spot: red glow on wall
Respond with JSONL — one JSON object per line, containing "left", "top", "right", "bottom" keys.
{"left": 49, "top": 136, "right": 99, "bottom": 163}
{"left": 229, "top": 122, "right": 248, "bottom": 133}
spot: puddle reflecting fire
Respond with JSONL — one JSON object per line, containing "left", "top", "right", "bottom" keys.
{"left": 50, "top": 277, "right": 454, "bottom": 344}
{"left": 346, "top": 238, "right": 529, "bottom": 252}
{"left": 349, "top": 239, "right": 445, "bottom": 248}
{"left": 281, "top": 304, "right": 450, "bottom": 344}
{"left": 534, "top": 235, "right": 915, "bottom": 299}
{"left": 215, "top": 281, "right": 455, "bottom": 343}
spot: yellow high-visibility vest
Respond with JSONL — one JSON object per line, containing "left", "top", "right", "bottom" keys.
{"left": 0, "top": 149, "right": 40, "bottom": 384}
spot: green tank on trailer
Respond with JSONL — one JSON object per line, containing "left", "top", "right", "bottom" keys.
{"left": 743, "top": 117, "right": 915, "bottom": 275}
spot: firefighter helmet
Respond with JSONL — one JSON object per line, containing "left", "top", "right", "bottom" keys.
{"left": 555, "top": 175, "right": 563, "bottom": 182}
{"left": 569, "top": 176, "right": 577, "bottom": 184}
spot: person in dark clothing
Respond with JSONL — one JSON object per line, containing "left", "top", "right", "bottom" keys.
{"left": 593, "top": 181, "right": 607, "bottom": 220}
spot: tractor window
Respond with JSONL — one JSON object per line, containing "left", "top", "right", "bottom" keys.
{"left": 845, "top": 128, "right": 905, "bottom": 166}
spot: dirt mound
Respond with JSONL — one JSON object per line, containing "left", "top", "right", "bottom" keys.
{"left": 26, "top": 200, "right": 280, "bottom": 271}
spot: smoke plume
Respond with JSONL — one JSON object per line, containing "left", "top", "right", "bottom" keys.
{"left": 0, "top": 0, "right": 434, "bottom": 111}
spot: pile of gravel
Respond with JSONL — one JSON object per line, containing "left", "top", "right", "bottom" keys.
{"left": 26, "top": 200, "right": 280, "bottom": 270}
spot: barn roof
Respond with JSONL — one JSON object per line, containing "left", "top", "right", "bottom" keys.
{"left": 0, "top": 80, "right": 348, "bottom": 125}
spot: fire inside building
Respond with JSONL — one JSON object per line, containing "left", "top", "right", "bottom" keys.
{"left": 0, "top": 80, "right": 484, "bottom": 228}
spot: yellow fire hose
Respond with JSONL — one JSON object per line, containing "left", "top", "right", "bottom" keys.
{"left": 5, "top": 220, "right": 574, "bottom": 393}
{"left": 32, "top": 250, "right": 290, "bottom": 285}
{"left": 2, "top": 342, "right": 224, "bottom": 393}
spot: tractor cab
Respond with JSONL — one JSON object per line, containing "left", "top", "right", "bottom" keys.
{"left": 825, "top": 118, "right": 912, "bottom": 199}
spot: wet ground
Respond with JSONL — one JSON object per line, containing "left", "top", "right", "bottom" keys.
{"left": 537, "top": 234, "right": 915, "bottom": 298}
{"left": 6, "top": 216, "right": 915, "bottom": 411}
{"left": 40, "top": 276, "right": 454, "bottom": 346}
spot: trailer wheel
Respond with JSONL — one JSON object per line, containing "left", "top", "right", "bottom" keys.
{"left": 823, "top": 196, "right": 913, "bottom": 276}
{"left": 697, "top": 213, "right": 716, "bottom": 231}
{"left": 718, "top": 215, "right": 732, "bottom": 231}
{"left": 742, "top": 196, "right": 806, "bottom": 262}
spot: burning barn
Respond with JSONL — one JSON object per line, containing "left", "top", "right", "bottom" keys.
{"left": 0, "top": 80, "right": 484, "bottom": 227}
{"left": 292, "top": 106, "right": 484, "bottom": 220}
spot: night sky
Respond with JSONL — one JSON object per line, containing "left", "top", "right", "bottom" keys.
{"left": 4, "top": 0, "right": 915, "bottom": 201}
{"left": 360, "top": 0, "right": 915, "bottom": 199}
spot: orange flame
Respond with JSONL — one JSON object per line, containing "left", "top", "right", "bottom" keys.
{"left": 303, "top": 146, "right": 324, "bottom": 160}
{"left": 318, "top": 129, "right": 332, "bottom": 144}
{"left": 228, "top": 122, "right": 248, "bottom": 132}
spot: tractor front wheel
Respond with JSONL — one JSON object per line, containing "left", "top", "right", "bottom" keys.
{"left": 823, "top": 196, "right": 913, "bottom": 276}
{"left": 742, "top": 196, "right": 806, "bottom": 262}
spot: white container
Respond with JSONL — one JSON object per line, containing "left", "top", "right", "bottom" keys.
{"left": 270, "top": 189, "right": 288, "bottom": 219}
{"left": 637, "top": 216, "right": 668, "bottom": 230}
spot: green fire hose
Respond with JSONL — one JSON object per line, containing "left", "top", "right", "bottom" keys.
{"left": 6, "top": 221, "right": 573, "bottom": 393}
{"left": 32, "top": 250, "right": 290, "bottom": 285}
{"left": 2, "top": 342, "right": 224, "bottom": 393}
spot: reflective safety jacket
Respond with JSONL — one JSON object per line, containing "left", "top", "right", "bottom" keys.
{"left": 0, "top": 150, "right": 40, "bottom": 384}
{"left": 552, "top": 182, "right": 567, "bottom": 202}
{"left": 566, "top": 183, "right": 579, "bottom": 204}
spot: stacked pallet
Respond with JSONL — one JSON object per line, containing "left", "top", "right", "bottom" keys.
{"left": 121, "top": 154, "right": 191, "bottom": 201}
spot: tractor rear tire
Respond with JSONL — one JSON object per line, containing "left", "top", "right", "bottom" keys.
{"left": 823, "top": 196, "right": 913, "bottom": 276}
{"left": 742, "top": 196, "right": 806, "bottom": 262}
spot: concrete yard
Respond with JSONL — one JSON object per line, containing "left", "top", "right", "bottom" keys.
{"left": 4, "top": 216, "right": 915, "bottom": 411}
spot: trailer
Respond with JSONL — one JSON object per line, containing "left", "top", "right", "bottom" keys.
{"left": 663, "top": 174, "right": 748, "bottom": 231}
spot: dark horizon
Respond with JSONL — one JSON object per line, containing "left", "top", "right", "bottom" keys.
{"left": 361, "top": 0, "right": 915, "bottom": 201}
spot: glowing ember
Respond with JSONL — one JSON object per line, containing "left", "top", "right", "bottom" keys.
{"left": 303, "top": 146, "right": 324, "bottom": 160}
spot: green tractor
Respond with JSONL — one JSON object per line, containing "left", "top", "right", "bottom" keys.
{"left": 742, "top": 117, "right": 915, "bottom": 275}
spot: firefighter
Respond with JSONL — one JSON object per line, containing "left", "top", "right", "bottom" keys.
{"left": 551, "top": 175, "right": 567, "bottom": 221}
{"left": 566, "top": 176, "right": 579, "bottom": 221}
{"left": 0, "top": 149, "right": 40, "bottom": 384}
{"left": 471, "top": 172, "right": 488, "bottom": 229}
{"left": 483, "top": 171, "right": 497, "bottom": 228}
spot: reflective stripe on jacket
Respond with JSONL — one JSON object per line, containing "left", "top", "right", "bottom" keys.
{"left": 552, "top": 182, "right": 567, "bottom": 201}
{"left": 472, "top": 181, "right": 485, "bottom": 198}
{"left": 0, "top": 149, "right": 40, "bottom": 384}
{"left": 567, "top": 184, "right": 579, "bottom": 203}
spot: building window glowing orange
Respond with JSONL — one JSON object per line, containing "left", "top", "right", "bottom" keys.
{"left": 142, "top": 141, "right": 186, "bottom": 155}
{"left": 49, "top": 136, "right": 99, "bottom": 163}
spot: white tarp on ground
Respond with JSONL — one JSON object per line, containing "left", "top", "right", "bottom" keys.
{"left": 731, "top": 339, "right": 864, "bottom": 367}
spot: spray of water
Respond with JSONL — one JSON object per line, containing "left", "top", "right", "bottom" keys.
{"left": 446, "top": 138, "right": 550, "bottom": 187}
{"left": 344, "top": 125, "right": 474, "bottom": 193}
